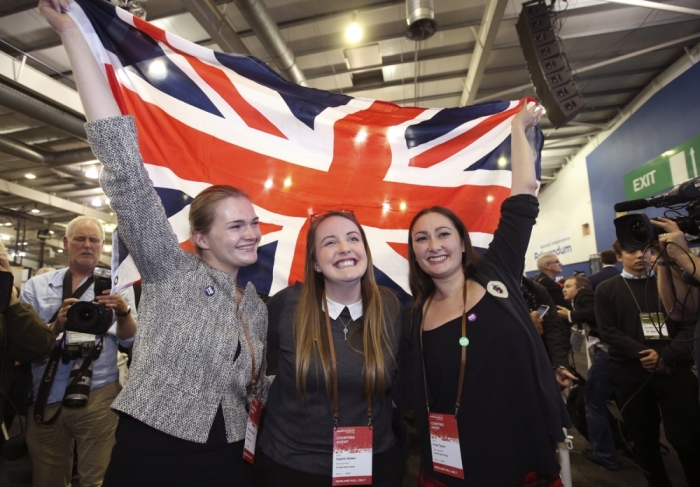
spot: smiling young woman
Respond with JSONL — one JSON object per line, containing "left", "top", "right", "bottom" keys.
{"left": 258, "top": 211, "right": 404, "bottom": 487}
{"left": 399, "top": 103, "right": 572, "bottom": 487}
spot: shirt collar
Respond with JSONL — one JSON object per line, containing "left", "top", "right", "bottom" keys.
{"left": 621, "top": 269, "right": 655, "bottom": 279}
{"left": 324, "top": 296, "right": 363, "bottom": 321}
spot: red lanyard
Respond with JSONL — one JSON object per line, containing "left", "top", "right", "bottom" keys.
{"left": 419, "top": 282, "right": 468, "bottom": 416}
{"left": 322, "top": 290, "right": 372, "bottom": 428}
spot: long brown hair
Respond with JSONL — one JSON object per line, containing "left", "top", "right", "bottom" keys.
{"left": 189, "top": 185, "right": 249, "bottom": 255}
{"left": 407, "top": 206, "right": 480, "bottom": 311}
{"left": 294, "top": 211, "right": 397, "bottom": 401}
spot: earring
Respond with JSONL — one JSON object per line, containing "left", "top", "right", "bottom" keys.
{"left": 314, "top": 264, "right": 321, "bottom": 272}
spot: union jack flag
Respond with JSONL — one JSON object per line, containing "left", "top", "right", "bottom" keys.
{"left": 71, "top": 0, "right": 543, "bottom": 301}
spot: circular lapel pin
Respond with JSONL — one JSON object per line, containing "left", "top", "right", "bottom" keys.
{"left": 459, "top": 337, "right": 469, "bottom": 347}
{"left": 486, "top": 281, "right": 508, "bottom": 298}
{"left": 467, "top": 313, "right": 477, "bottom": 322}
{"left": 204, "top": 286, "right": 215, "bottom": 296}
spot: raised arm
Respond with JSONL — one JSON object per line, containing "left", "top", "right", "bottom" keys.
{"left": 509, "top": 102, "right": 544, "bottom": 197}
{"left": 39, "top": 0, "right": 120, "bottom": 121}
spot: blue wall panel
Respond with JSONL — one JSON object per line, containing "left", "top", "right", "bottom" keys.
{"left": 586, "top": 61, "right": 700, "bottom": 251}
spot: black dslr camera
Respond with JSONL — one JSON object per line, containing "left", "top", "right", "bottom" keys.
{"left": 66, "top": 267, "right": 113, "bottom": 336}
{"left": 614, "top": 176, "right": 700, "bottom": 251}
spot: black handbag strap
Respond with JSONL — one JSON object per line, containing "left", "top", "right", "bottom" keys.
{"left": 35, "top": 270, "right": 97, "bottom": 425}
{"left": 47, "top": 270, "right": 94, "bottom": 325}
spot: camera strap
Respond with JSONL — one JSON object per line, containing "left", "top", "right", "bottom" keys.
{"left": 34, "top": 271, "right": 97, "bottom": 425}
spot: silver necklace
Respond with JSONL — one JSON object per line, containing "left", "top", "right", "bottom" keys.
{"left": 338, "top": 316, "right": 353, "bottom": 340}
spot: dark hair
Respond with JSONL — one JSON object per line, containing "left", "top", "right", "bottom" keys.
{"left": 612, "top": 239, "right": 622, "bottom": 256}
{"left": 565, "top": 275, "right": 592, "bottom": 290}
{"left": 189, "top": 185, "right": 249, "bottom": 255}
{"left": 600, "top": 249, "right": 617, "bottom": 265}
{"left": 407, "top": 207, "right": 480, "bottom": 310}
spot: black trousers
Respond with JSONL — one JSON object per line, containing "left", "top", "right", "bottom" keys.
{"left": 610, "top": 363, "right": 700, "bottom": 487}
{"left": 104, "top": 407, "right": 255, "bottom": 487}
{"left": 256, "top": 443, "right": 404, "bottom": 487}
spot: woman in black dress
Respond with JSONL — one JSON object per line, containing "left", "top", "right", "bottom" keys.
{"left": 402, "top": 102, "right": 572, "bottom": 487}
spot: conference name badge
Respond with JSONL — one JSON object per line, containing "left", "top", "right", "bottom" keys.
{"left": 640, "top": 313, "right": 669, "bottom": 339}
{"left": 243, "top": 395, "right": 262, "bottom": 464}
{"left": 428, "top": 413, "right": 464, "bottom": 479}
{"left": 332, "top": 426, "right": 373, "bottom": 485}
{"left": 486, "top": 281, "right": 508, "bottom": 298}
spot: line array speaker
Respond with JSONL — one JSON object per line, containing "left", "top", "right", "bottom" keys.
{"left": 516, "top": 0, "right": 585, "bottom": 128}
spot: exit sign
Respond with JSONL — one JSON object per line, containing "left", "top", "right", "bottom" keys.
{"left": 623, "top": 134, "right": 700, "bottom": 201}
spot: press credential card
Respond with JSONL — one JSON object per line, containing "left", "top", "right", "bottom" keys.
{"left": 332, "top": 426, "right": 372, "bottom": 485}
{"left": 428, "top": 413, "right": 464, "bottom": 479}
{"left": 243, "top": 395, "right": 262, "bottom": 464}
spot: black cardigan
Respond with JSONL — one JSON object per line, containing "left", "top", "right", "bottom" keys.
{"left": 398, "top": 194, "right": 571, "bottom": 445}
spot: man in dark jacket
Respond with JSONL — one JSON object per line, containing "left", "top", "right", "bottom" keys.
{"left": 588, "top": 250, "right": 621, "bottom": 290}
{"left": 596, "top": 241, "right": 700, "bottom": 486}
{"left": 521, "top": 277, "right": 575, "bottom": 387}
{"left": 558, "top": 275, "right": 618, "bottom": 470}
{"left": 534, "top": 253, "right": 570, "bottom": 309}
{"left": 0, "top": 245, "right": 55, "bottom": 485}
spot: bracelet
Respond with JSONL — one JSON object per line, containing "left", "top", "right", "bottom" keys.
{"left": 115, "top": 305, "right": 131, "bottom": 317}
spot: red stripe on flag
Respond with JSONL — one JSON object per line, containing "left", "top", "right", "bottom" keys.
{"left": 132, "top": 16, "right": 169, "bottom": 45}
{"left": 387, "top": 242, "right": 409, "bottom": 260}
{"left": 184, "top": 56, "right": 288, "bottom": 139}
{"left": 408, "top": 103, "right": 520, "bottom": 169}
{"left": 259, "top": 222, "right": 283, "bottom": 235}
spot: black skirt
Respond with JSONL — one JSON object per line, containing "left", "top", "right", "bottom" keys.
{"left": 104, "top": 406, "right": 254, "bottom": 487}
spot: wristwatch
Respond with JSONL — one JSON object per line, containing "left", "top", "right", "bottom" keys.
{"left": 115, "top": 305, "right": 131, "bottom": 317}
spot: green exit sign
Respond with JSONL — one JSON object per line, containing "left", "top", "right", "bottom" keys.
{"left": 623, "top": 134, "right": 700, "bottom": 201}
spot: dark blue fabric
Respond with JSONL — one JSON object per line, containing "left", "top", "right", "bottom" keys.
{"left": 584, "top": 348, "right": 618, "bottom": 469}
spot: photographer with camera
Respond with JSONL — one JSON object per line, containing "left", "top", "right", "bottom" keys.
{"left": 595, "top": 238, "right": 700, "bottom": 487}
{"left": 19, "top": 216, "right": 137, "bottom": 487}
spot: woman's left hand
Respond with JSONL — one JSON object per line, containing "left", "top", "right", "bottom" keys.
{"left": 512, "top": 100, "right": 544, "bottom": 132}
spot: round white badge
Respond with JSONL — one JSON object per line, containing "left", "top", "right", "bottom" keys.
{"left": 486, "top": 281, "right": 508, "bottom": 298}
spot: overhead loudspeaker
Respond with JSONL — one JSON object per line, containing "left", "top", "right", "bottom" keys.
{"left": 516, "top": 0, "right": 585, "bottom": 128}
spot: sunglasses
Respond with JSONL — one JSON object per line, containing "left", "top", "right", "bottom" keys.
{"left": 309, "top": 209, "right": 355, "bottom": 223}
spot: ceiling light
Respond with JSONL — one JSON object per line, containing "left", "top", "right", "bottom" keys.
{"left": 0, "top": 235, "right": 8, "bottom": 241}
{"left": 25, "top": 173, "right": 36, "bottom": 179}
{"left": 57, "top": 249, "right": 63, "bottom": 253}
{"left": 85, "top": 167, "right": 99, "bottom": 179}
{"left": 346, "top": 12, "right": 363, "bottom": 43}
{"left": 31, "top": 208, "right": 40, "bottom": 214}
{"left": 104, "top": 244, "right": 113, "bottom": 253}
{"left": 4, "top": 222, "right": 11, "bottom": 227}
{"left": 91, "top": 197, "right": 102, "bottom": 207}
{"left": 22, "top": 242, "right": 28, "bottom": 245}
{"left": 49, "top": 230, "right": 54, "bottom": 235}
{"left": 18, "top": 252, "right": 25, "bottom": 257}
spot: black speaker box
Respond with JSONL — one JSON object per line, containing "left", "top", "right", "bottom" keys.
{"left": 516, "top": 0, "right": 586, "bottom": 128}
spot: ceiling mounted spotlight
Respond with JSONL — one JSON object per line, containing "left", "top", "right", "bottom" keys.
{"left": 346, "top": 12, "right": 363, "bottom": 43}
{"left": 405, "top": 0, "right": 437, "bottom": 41}
{"left": 31, "top": 204, "right": 40, "bottom": 214}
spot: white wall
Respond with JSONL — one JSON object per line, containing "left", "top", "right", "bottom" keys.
{"left": 524, "top": 154, "right": 598, "bottom": 273}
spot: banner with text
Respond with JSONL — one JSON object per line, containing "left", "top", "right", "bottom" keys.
{"left": 532, "top": 230, "right": 574, "bottom": 263}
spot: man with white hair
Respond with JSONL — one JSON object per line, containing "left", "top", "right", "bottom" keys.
{"left": 20, "top": 215, "right": 138, "bottom": 487}
{"left": 534, "top": 253, "right": 569, "bottom": 309}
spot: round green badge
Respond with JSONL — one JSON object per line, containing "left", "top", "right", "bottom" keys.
{"left": 459, "top": 337, "right": 469, "bottom": 347}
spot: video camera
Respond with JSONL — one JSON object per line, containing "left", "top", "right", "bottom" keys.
{"left": 614, "top": 176, "right": 700, "bottom": 251}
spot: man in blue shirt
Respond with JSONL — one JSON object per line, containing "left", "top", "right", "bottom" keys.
{"left": 20, "top": 216, "right": 137, "bottom": 487}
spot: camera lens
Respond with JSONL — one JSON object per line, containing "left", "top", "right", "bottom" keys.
{"left": 78, "top": 307, "right": 96, "bottom": 322}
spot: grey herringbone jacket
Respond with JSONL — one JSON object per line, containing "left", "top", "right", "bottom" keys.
{"left": 86, "top": 116, "right": 269, "bottom": 444}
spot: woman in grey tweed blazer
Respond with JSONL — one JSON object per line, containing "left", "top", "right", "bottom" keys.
{"left": 41, "top": 1, "right": 268, "bottom": 485}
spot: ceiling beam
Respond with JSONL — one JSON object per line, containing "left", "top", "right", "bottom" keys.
{"left": 459, "top": 0, "right": 509, "bottom": 106}
{"left": 599, "top": 0, "right": 700, "bottom": 16}
{"left": 179, "top": 0, "right": 252, "bottom": 55}
{"left": 0, "top": 177, "right": 114, "bottom": 222}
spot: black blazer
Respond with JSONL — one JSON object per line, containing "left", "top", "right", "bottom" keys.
{"left": 522, "top": 277, "right": 570, "bottom": 369}
{"left": 534, "top": 272, "right": 569, "bottom": 309}
{"left": 569, "top": 288, "right": 599, "bottom": 337}
{"left": 588, "top": 266, "right": 621, "bottom": 290}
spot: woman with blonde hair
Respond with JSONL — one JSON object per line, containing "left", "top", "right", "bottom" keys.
{"left": 258, "top": 210, "right": 403, "bottom": 486}
{"left": 39, "top": 1, "right": 268, "bottom": 485}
